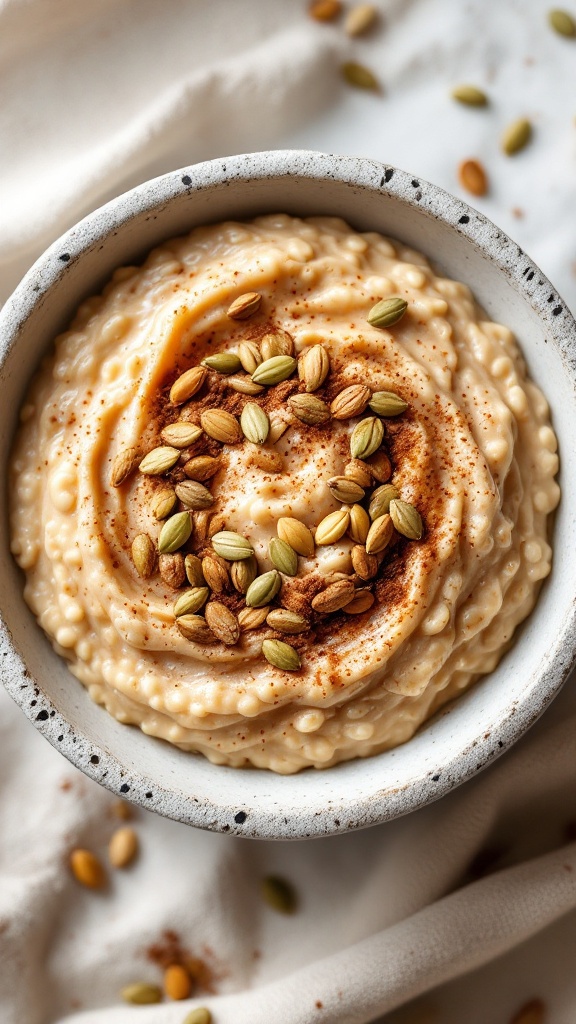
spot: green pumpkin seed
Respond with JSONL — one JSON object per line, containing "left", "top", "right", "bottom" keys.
{"left": 501, "top": 118, "right": 532, "bottom": 156}
{"left": 158, "top": 511, "right": 192, "bottom": 554}
{"left": 350, "top": 416, "right": 384, "bottom": 459}
{"left": 367, "top": 297, "right": 408, "bottom": 329}
{"left": 261, "top": 640, "right": 301, "bottom": 673}
{"left": 389, "top": 498, "right": 423, "bottom": 540}
{"left": 252, "top": 355, "right": 297, "bottom": 386}
{"left": 369, "top": 483, "right": 400, "bottom": 521}
{"left": 201, "top": 352, "right": 242, "bottom": 373}
{"left": 240, "top": 402, "right": 270, "bottom": 444}
{"left": 120, "top": 983, "right": 162, "bottom": 1005}
{"left": 211, "top": 531, "right": 254, "bottom": 561}
{"left": 269, "top": 537, "right": 298, "bottom": 576}
{"left": 368, "top": 391, "right": 408, "bottom": 417}
{"left": 173, "top": 587, "right": 209, "bottom": 617}
{"left": 451, "top": 84, "right": 488, "bottom": 106}
{"left": 341, "top": 60, "right": 379, "bottom": 91}
{"left": 138, "top": 446, "right": 180, "bottom": 475}
{"left": 246, "top": 570, "right": 281, "bottom": 607}
{"left": 549, "top": 8, "right": 576, "bottom": 35}
{"left": 182, "top": 1010, "right": 212, "bottom": 1024}
{"left": 184, "top": 553, "right": 205, "bottom": 587}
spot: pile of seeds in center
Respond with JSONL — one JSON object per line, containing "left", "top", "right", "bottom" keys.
{"left": 112, "top": 293, "right": 424, "bottom": 673}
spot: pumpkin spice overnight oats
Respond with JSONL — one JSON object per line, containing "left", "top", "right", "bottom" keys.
{"left": 9, "top": 215, "right": 559, "bottom": 773}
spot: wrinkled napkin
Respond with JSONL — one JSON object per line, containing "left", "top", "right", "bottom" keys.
{"left": 2, "top": 0, "right": 576, "bottom": 1022}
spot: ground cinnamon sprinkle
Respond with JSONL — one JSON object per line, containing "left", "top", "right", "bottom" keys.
{"left": 144, "top": 929, "right": 222, "bottom": 993}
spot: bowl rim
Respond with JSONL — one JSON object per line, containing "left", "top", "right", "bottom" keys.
{"left": 1, "top": 148, "right": 575, "bottom": 840}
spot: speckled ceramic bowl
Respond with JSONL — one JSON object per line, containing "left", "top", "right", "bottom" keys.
{"left": 1, "top": 151, "right": 575, "bottom": 839}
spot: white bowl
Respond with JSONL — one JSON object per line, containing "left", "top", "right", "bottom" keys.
{"left": 1, "top": 151, "right": 575, "bottom": 839}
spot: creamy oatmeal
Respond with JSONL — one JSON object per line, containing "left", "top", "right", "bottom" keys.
{"left": 10, "top": 215, "right": 559, "bottom": 773}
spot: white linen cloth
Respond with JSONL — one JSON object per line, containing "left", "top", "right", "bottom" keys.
{"left": 1, "top": 0, "right": 576, "bottom": 1021}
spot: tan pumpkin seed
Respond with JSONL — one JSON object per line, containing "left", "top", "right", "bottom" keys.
{"left": 173, "top": 587, "right": 209, "bottom": 617}
{"left": 315, "top": 509, "right": 350, "bottom": 545}
{"left": 451, "top": 84, "right": 489, "bottom": 106}
{"left": 108, "top": 826, "right": 138, "bottom": 869}
{"left": 327, "top": 476, "right": 365, "bottom": 504}
{"left": 121, "top": 983, "right": 162, "bottom": 1006}
{"left": 177, "top": 614, "right": 215, "bottom": 644}
{"left": 231, "top": 554, "right": 258, "bottom": 594}
{"left": 158, "top": 511, "right": 193, "bottom": 554}
{"left": 175, "top": 480, "right": 214, "bottom": 510}
{"left": 246, "top": 569, "right": 282, "bottom": 607}
{"left": 164, "top": 963, "right": 192, "bottom": 1001}
{"left": 252, "top": 355, "right": 297, "bottom": 386}
{"left": 501, "top": 118, "right": 532, "bottom": 156}
{"left": 342, "top": 61, "right": 380, "bottom": 91}
{"left": 211, "top": 530, "right": 254, "bottom": 561}
{"left": 345, "top": 590, "right": 375, "bottom": 614}
{"left": 330, "top": 384, "right": 371, "bottom": 419}
{"left": 182, "top": 1009, "right": 212, "bottom": 1024}
{"left": 277, "top": 517, "right": 315, "bottom": 557}
{"left": 311, "top": 579, "right": 356, "bottom": 613}
{"left": 365, "top": 513, "right": 394, "bottom": 554}
{"left": 345, "top": 3, "right": 377, "bottom": 35}
{"left": 201, "top": 553, "right": 229, "bottom": 593}
{"left": 351, "top": 544, "right": 379, "bottom": 580}
{"left": 208, "top": 512, "right": 227, "bottom": 538}
{"left": 344, "top": 459, "right": 372, "bottom": 488}
{"left": 549, "top": 8, "right": 576, "bottom": 36}
{"left": 185, "top": 553, "right": 205, "bottom": 587}
{"left": 369, "top": 483, "right": 400, "bottom": 520}
{"left": 193, "top": 510, "right": 212, "bottom": 545}
{"left": 150, "top": 484, "right": 177, "bottom": 520}
{"left": 227, "top": 291, "right": 262, "bottom": 320}
{"left": 268, "top": 414, "right": 291, "bottom": 443}
{"left": 205, "top": 602, "right": 240, "bottom": 645}
{"left": 131, "top": 534, "right": 156, "bottom": 578}
{"left": 309, "top": 0, "right": 342, "bottom": 20}
{"left": 288, "top": 393, "right": 331, "bottom": 425}
{"left": 238, "top": 605, "right": 270, "bottom": 630}
{"left": 365, "top": 450, "right": 393, "bottom": 482}
{"left": 260, "top": 329, "right": 295, "bottom": 360}
{"left": 238, "top": 341, "right": 263, "bottom": 374}
{"left": 266, "top": 609, "right": 310, "bottom": 634}
{"left": 247, "top": 446, "right": 284, "bottom": 472}
{"left": 298, "top": 344, "right": 329, "bottom": 392}
{"left": 159, "top": 552, "right": 185, "bottom": 589}
{"left": 241, "top": 402, "right": 270, "bottom": 444}
{"left": 269, "top": 537, "right": 298, "bottom": 576}
{"left": 368, "top": 390, "right": 408, "bottom": 417}
{"left": 70, "top": 848, "right": 106, "bottom": 889}
{"left": 169, "top": 365, "right": 207, "bottom": 405}
{"left": 458, "top": 159, "right": 488, "bottom": 198}
{"left": 201, "top": 352, "right": 241, "bottom": 373}
{"left": 227, "top": 374, "right": 265, "bottom": 396}
{"left": 261, "top": 641, "right": 301, "bottom": 672}
{"left": 350, "top": 416, "right": 384, "bottom": 459}
{"left": 389, "top": 498, "right": 423, "bottom": 540}
{"left": 183, "top": 455, "right": 221, "bottom": 481}
{"left": 111, "top": 446, "right": 139, "bottom": 487}
{"left": 160, "top": 422, "right": 203, "bottom": 448}
{"left": 348, "top": 504, "right": 370, "bottom": 544}
{"left": 139, "top": 446, "right": 180, "bottom": 475}
{"left": 200, "top": 409, "right": 242, "bottom": 444}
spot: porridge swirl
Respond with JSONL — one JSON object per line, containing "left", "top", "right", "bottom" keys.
{"left": 10, "top": 215, "right": 559, "bottom": 773}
